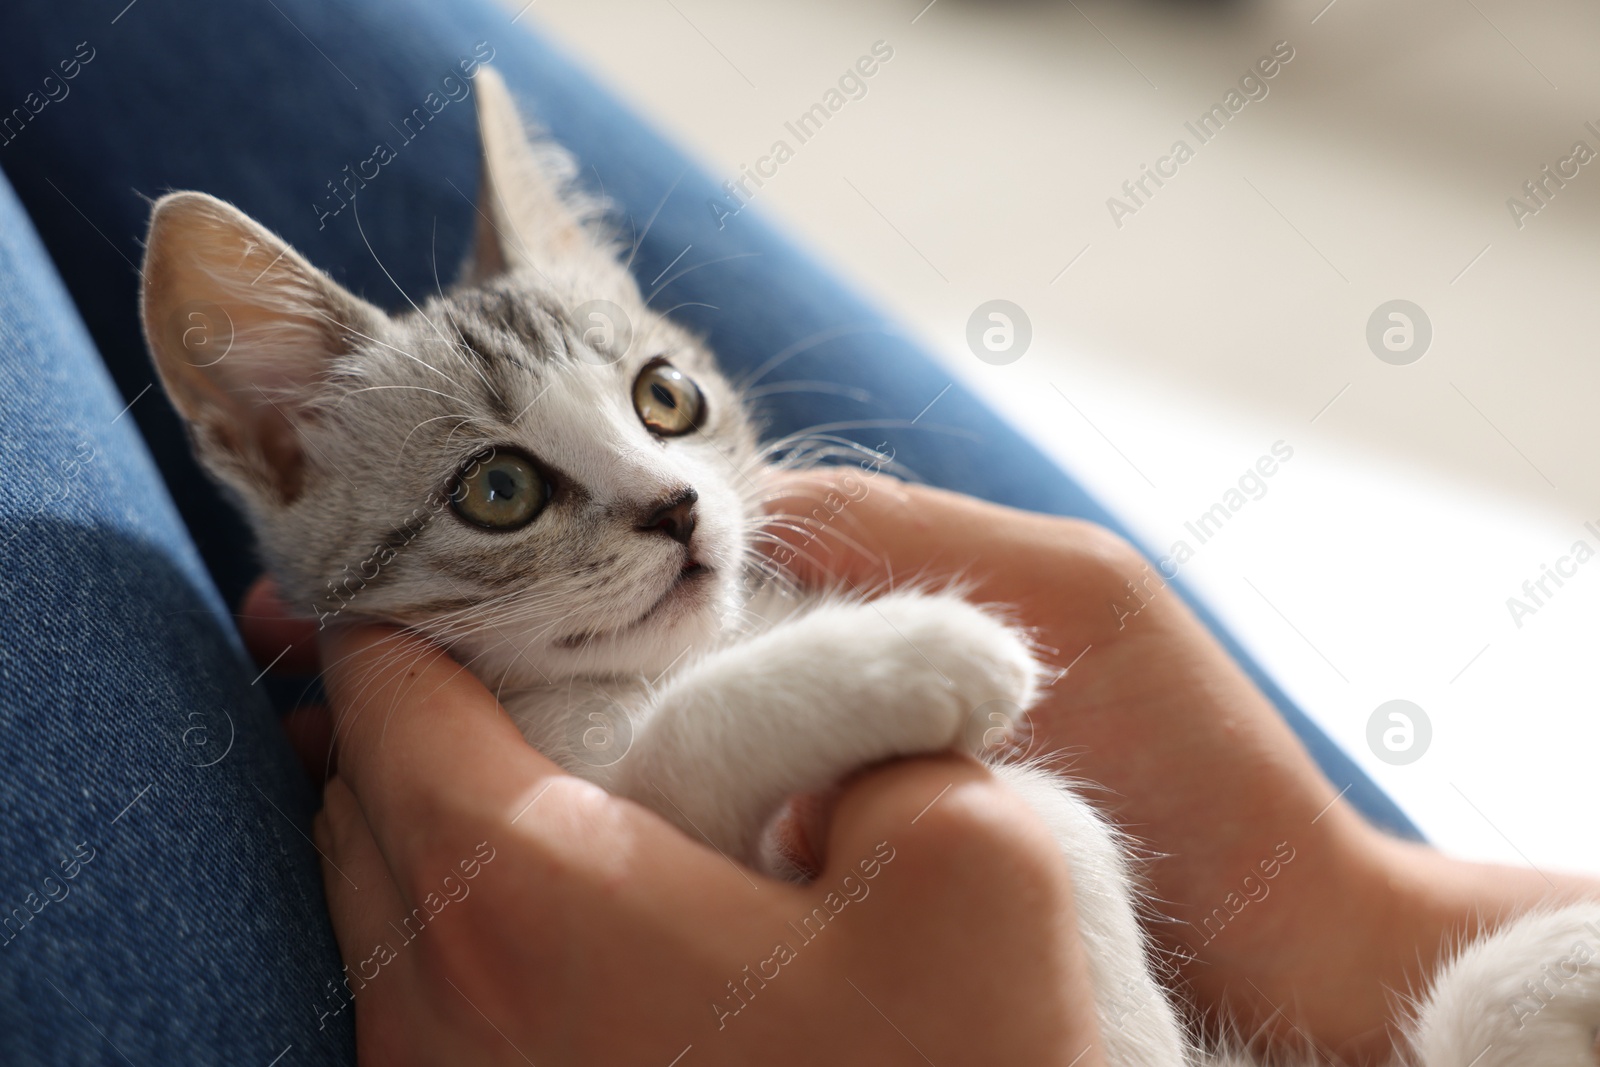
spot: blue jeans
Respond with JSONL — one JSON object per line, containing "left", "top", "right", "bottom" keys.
{"left": 0, "top": 1, "right": 1419, "bottom": 1061}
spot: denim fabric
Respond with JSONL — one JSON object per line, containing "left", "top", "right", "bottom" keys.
{"left": 0, "top": 172, "right": 349, "bottom": 1063}
{"left": 0, "top": 0, "right": 1420, "bottom": 1060}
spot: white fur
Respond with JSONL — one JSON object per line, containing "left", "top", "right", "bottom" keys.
{"left": 1407, "top": 906, "right": 1600, "bottom": 1067}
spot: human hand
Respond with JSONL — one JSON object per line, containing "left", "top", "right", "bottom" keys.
{"left": 759, "top": 469, "right": 1600, "bottom": 1065}
{"left": 288, "top": 621, "right": 1110, "bottom": 1066}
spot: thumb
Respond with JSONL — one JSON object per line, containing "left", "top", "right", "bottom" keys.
{"left": 820, "top": 754, "right": 1064, "bottom": 898}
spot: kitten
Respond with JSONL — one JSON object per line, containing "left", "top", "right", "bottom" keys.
{"left": 139, "top": 68, "right": 1600, "bottom": 1067}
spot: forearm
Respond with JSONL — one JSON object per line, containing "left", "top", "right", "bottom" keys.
{"left": 1021, "top": 540, "right": 1600, "bottom": 1064}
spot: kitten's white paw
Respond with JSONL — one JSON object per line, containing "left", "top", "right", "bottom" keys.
{"left": 1409, "top": 904, "right": 1600, "bottom": 1067}
{"left": 608, "top": 589, "right": 1044, "bottom": 866}
{"left": 864, "top": 591, "right": 1041, "bottom": 757}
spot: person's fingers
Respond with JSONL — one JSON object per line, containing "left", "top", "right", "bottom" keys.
{"left": 762, "top": 470, "right": 1146, "bottom": 637}
{"left": 815, "top": 753, "right": 1101, "bottom": 1063}
{"left": 820, "top": 753, "right": 1065, "bottom": 901}
{"left": 282, "top": 703, "right": 336, "bottom": 785}
{"left": 314, "top": 776, "right": 412, "bottom": 962}
{"left": 761, "top": 469, "right": 1056, "bottom": 593}
{"left": 313, "top": 772, "right": 434, "bottom": 1049}
{"left": 237, "top": 576, "right": 321, "bottom": 674}
{"left": 318, "top": 623, "right": 585, "bottom": 890}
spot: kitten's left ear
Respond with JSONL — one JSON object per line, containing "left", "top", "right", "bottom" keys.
{"left": 465, "top": 67, "right": 628, "bottom": 291}
{"left": 141, "top": 192, "right": 386, "bottom": 504}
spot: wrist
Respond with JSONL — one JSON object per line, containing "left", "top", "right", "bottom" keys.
{"left": 1155, "top": 813, "right": 1397, "bottom": 1063}
{"left": 1206, "top": 824, "right": 1563, "bottom": 1066}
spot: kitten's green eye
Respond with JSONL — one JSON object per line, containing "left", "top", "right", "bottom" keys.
{"left": 633, "top": 360, "right": 704, "bottom": 437}
{"left": 450, "top": 450, "right": 548, "bottom": 530}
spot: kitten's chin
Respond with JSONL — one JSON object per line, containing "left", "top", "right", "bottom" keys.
{"left": 554, "top": 562, "right": 715, "bottom": 652}
{"left": 578, "top": 607, "right": 728, "bottom": 674}
{"left": 610, "top": 572, "right": 735, "bottom": 653}
{"left": 525, "top": 567, "right": 739, "bottom": 682}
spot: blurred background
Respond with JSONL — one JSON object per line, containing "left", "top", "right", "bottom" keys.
{"left": 521, "top": 0, "right": 1599, "bottom": 872}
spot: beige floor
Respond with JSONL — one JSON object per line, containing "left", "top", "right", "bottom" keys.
{"left": 519, "top": 0, "right": 1599, "bottom": 872}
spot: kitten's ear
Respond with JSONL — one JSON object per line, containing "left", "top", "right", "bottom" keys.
{"left": 141, "top": 191, "right": 385, "bottom": 504}
{"left": 466, "top": 67, "right": 620, "bottom": 287}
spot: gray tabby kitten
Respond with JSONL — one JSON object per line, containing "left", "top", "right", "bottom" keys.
{"left": 139, "top": 68, "right": 1600, "bottom": 1067}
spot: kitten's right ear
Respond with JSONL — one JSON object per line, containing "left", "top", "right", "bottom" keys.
{"left": 141, "top": 192, "right": 386, "bottom": 504}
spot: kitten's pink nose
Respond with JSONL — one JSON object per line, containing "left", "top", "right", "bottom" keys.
{"left": 639, "top": 487, "right": 698, "bottom": 546}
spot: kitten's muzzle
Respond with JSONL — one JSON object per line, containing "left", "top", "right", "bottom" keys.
{"left": 638, "top": 486, "right": 698, "bottom": 547}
